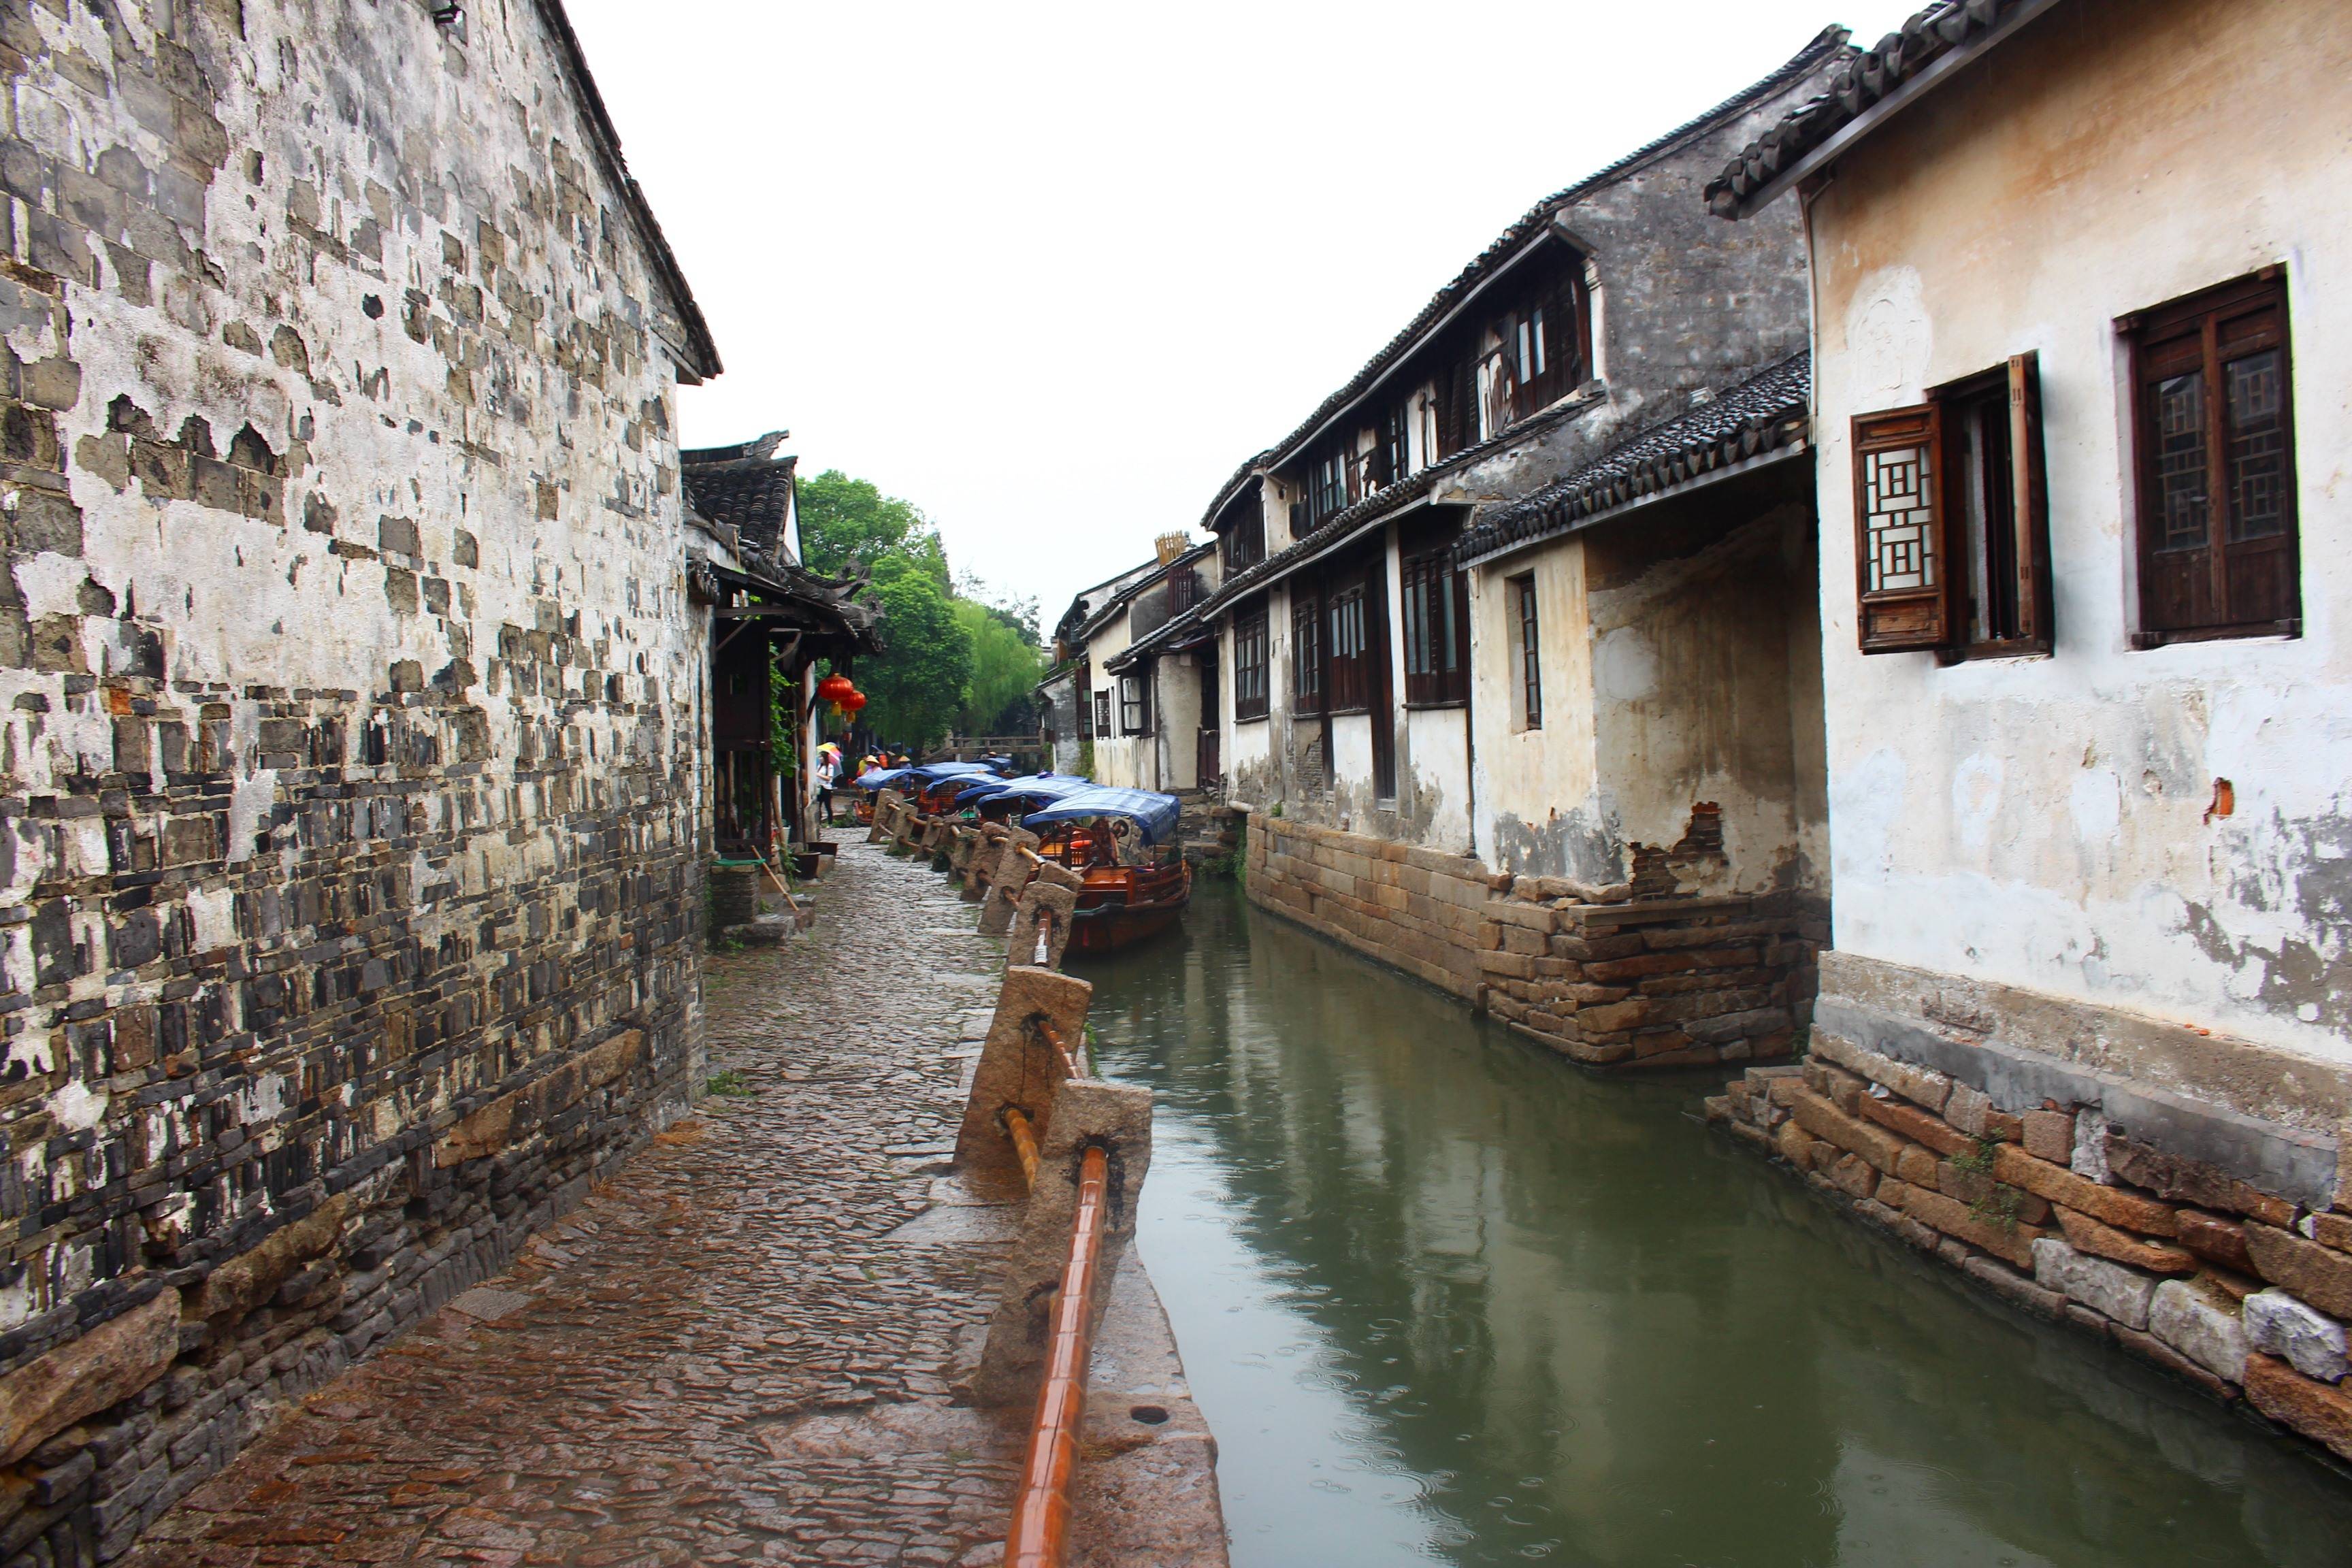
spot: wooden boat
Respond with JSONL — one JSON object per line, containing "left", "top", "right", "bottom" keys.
{"left": 1027, "top": 796, "right": 1191, "bottom": 955}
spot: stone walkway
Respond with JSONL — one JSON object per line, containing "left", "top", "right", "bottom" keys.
{"left": 123, "top": 843, "right": 1049, "bottom": 1567}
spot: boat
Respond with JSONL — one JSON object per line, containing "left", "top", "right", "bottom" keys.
{"left": 1019, "top": 787, "right": 1190, "bottom": 954}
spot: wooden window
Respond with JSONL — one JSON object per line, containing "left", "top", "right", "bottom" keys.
{"left": 1291, "top": 588, "right": 1324, "bottom": 715}
{"left": 1168, "top": 564, "right": 1200, "bottom": 614}
{"left": 1311, "top": 450, "right": 1348, "bottom": 524}
{"left": 1401, "top": 548, "right": 1469, "bottom": 706}
{"left": 1233, "top": 607, "right": 1270, "bottom": 721}
{"left": 1509, "top": 573, "right": 1541, "bottom": 730}
{"left": 1851, "top": 404, "right": 1954, "bottom": 653}
{"left": 1853, "top": 356, "right": 2053, "bottom": 657}
{"left": 1117, "top": 674, "right": 1147, "bottom": 736}
{"left": 1092, "top": 691, "right": 1110, "bottom": 738}
{"left": 2127, "top": 272, "right": 2299, "bottom": 644}
{"left": 1326, "top": 585, "right": 1369, "bottom": 713}
{"left": 1224, "top": 490, "right": 1264, "bottom": 573}
{"left": 1380, "top": 405, "right": 1409, "bottom": 488}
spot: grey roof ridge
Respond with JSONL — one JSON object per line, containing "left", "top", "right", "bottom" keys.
{"left": 1192, "top": 23, "right": 1852, "bottom": 531}
{"left": 1454, "top": 351, "right": 1812, "bottom": 566}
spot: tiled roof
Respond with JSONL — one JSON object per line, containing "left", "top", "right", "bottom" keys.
{"left": 1193, "top": 24, "right": 1850, "bottom": 532}
{"left": 681, "top": 434, "right": 796, "bottom": 564}
{"left": 1705, "top": 0, "right": 2048, "bottom": 218}
{"left": 1454, "top": 353, "right": 1811, "bottom": 566}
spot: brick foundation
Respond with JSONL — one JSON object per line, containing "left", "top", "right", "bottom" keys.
{"left": 1709, "top": 1024, "right": 2352, "bottom": 1467}
{"left": 1246, "top": 813, "right": 1825, "bottom": 1067}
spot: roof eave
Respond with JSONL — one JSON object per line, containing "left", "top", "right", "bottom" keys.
{"left": 1716, "top": 0, "right": 2065, "bottom": 220}
{"left": 1458, "top": 441, "right": 1810, "bottom": 570}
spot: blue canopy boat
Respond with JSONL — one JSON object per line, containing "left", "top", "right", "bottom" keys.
{"left": 1017, "top": 787, "right": 1190, "bottom": 954}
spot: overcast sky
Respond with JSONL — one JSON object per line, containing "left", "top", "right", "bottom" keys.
{"left": 563, "top": 1, "right": 1924, "bottom": 627}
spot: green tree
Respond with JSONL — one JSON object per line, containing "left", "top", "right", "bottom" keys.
{"left": 954, "top": 598, "right": 1045, "bottom": 736}
{"left": 860, "top": 554, "right": 973, "bottom": 747}
{"left": 797, "top": 470, "right": 949, "bottom": 587}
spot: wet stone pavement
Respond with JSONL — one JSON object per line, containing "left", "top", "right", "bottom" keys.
{"left": 125, "top": 843, "right": 1032, "bottom": 1567}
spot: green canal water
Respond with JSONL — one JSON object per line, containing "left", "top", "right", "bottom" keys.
{"left": 1074, "top": 881, "right": 2352, "bottom": 1568}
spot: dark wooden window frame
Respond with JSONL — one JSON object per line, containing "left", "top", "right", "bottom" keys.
{"left": 1326, "top": 583, "right": 1370, "bottom": 715}
{"left": 1290, "top": 586, "right": 1324, "bottom": 715}
{"left": 1117, "top": 673, "right": 1147, "bottom": 736}
{"left": 1511, "top": 572, "right": 1541, "bottom": 730}
{"left": 2124, "top": 270, "right": 2300, "bottom": 647}
{"left": 1400, "top": 546, "right": 1469, "bottom": 707}
{"left": 1232, "top": 606, "right": 1271, "bottom": 723}
{"left": 1223, "top": 490, "right": 1265, "bottom": 574}
{"left": 1092, "top": 689, "right": 1111, "bottom": 739}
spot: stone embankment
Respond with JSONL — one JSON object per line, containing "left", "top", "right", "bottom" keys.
{"left": 1247, "top": 813, "right": 1822, "bottom": 1068}
{"left": 116, "top": 843, "right": 1222, "bottom": 1567}
{"left": 1709, "top": 1035, "right": 2352, "bottom": 1466}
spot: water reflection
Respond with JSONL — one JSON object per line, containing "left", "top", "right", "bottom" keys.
{"left": 1078, "top": 884, "right": 2352, "bottom": 1567}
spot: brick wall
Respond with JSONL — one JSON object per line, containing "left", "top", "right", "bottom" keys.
{"left": 0, "top": 5, "right": 711, "bottom": 1560}
{"left": 1246, "top": 813, "right": 1823, "bottom": 1068}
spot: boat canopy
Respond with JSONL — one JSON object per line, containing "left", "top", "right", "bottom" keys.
{"left": 1022, "top": 787, "right": 1183, "bottom": 847}
{"left": 907, "top": 760, "right": 1002, "bottom": 785}
{"left": 953, "top": 772, "right": 1092, "bottom": 808}
{"left": 853, "top": 767, "right": 912, "bottom": 792}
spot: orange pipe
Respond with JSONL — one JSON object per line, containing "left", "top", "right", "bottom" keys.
{"left": 1029, "top": 1015, "right": 1080, "bottom": 1080}
{"left": 1004, "top": 1144, "right": 1111, "bottom": 1568}
{"left": 1003, "top": 1107, "right": 1041, "bottom": 1189}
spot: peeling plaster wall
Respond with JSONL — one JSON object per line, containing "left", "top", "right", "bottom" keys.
{"left": 1808, "top": 0, "right": 2352, "bottom": 1071}
{"left": 1471, "top": 536, "right": 1601, "bottom": 877}
{"left": 1083, "top": 609, "right": 1141, "bottom": 788}
{"left": 0, "top": 2, "right": 710, "bottom": 1549}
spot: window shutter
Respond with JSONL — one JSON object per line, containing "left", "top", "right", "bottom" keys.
{"left": 1851, "top": 404, "right": 1955, "bottom": 653}
{"left": 2007, "top": 353, "right": 2053, "bottom": 650}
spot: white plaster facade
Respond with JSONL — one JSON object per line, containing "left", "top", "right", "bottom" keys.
{"left": 1801, "top": 0, "right": 2352, "bottom": 1079}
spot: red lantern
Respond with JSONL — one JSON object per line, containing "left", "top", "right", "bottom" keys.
{"left": 843, "top": 689, "right": 868, "bottom": 714}
{"left": 816, "top": 673, "right": 854, "bottom": 704}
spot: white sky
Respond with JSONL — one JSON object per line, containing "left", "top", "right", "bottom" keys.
{"left": 563, "top": 1, "right": 1925, "bottom": 627}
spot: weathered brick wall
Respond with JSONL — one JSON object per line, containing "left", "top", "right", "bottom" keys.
{"left": 1710, "top": 1036, "right": 2352, "bottom": 1467}
{"left": 0, "top": 3, "right": 711, "bottom": 1559}
{"left": 1246, "top": 813, "right": 1818, "bottom": 1068}
{"left": 1245, "top": 813, "right": 1491, "bottom": 998}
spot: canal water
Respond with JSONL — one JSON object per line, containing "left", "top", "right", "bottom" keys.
{"left": 1075, "top": 881, "right": 2352, "bottom": 1568}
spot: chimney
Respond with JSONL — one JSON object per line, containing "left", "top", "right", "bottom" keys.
{"left": 1154, "top": 532, "right": 1189, "bottom": 566}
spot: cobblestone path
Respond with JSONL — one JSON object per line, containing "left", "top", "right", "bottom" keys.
{"left": 127, "top": 843, "right": 1032, "bottom": 1567}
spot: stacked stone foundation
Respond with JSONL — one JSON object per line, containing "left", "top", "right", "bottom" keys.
{"left": 1247, "top": 813, "right": 1823, "bottom": 1067}
{"left": 1709, "top": 959, "right": 2352, "bottom": 1469}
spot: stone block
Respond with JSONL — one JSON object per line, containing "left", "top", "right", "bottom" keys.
{"left": 2245, "top": 1224, "right": 2352, "bottom": 1318}
{"left": 2243, "top": 1353, "right": 2352, "bottom": 1461}
{"left": 1895, "top": 1145, "right": 1939, "bottom": 1190}
{"left": 0, "top": 1290, "right": 180, "bottom": 1464}
{"left": 2175, "top": 1209, "right": 2255, "bottom": 1273}
{"left": 1809, "top": 1031, "right": 1951, "bottom": 1113}
{"left": 1006, "top": 879, "right": 1078, "bottom": 970}
{"left": 2031, "top": 1237, "right": 2158, "bottom": 1330}
{"left": 2149, "top": 1278, "right": 2248, "bottom": 1383}
{"left": 2112, "top": 1324, "right": 2235, "bottom": 1402}
{"left": 2243, "top": 1288, "right": 2349, "bottom": 1382}
{"left": 1962, "top": 1254, "right": 2065, "bottom": 1320}
{"left": 195, "top": 1194, "right": 353, "bottom": 1322}
{"left": 2021, "top": 1109, "right": 2076, "bottom": 1166}
{"left": 1789, "top": 1090, "right": 1906, "bottom": 1175}
{"left": 1899, "top": 1185, "right": 2041, "bottom": 1271}
{"left": 1856, "top": 1093, "right": 1973, "bottom": 1157}
{"left": 1944, "top": 1082, "right": 1992, "bottom": 1138}
{"left": 1993, "top": 1146, "right": 2176, "bottom": 1236}
{"left": 1483, "top": 899, "right": 1555, "bottom": 933}
{"left": 954, "top": 966, "right": 1094, "bottom": 1186}
{"left": 2054, "top": 1207, "right": 2198, "bottom": 1275}
{"left": 1774, "top": 1120, "right": 1818, "bottom": 1169}
{"left": 973, "top": 1076, "right": 1154, "bottom": 1408}
{"left": 2106, "top": 1135, "right": 2296, "bottom": 1228}
{"left": 1827, "top": 1152, "right": 1878, "bottom": 1203}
